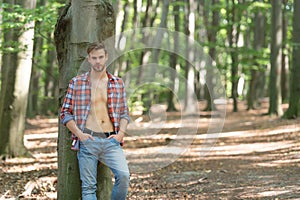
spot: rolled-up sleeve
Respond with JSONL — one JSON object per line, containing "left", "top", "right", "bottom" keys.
{"left": 60, "top": 79, "right": 75, "bottom": 125}
{"left": 120, "top": 81, "right": 130, "bottom": 122}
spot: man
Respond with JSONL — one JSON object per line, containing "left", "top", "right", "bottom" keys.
{"left": 60, "top": 42, "right": 130, "bottom": 200}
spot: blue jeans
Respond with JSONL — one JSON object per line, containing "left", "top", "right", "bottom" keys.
{"left": 77, "top": 137, "right": 130, "bottom": 200}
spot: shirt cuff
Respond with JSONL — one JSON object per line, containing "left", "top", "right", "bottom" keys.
{"left": 61, "top": 115, "right": 74, "bottom": 125}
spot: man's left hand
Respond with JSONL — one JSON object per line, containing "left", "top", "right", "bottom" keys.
{"left": 108, "top": 132, "right": 124, "bottom": 143}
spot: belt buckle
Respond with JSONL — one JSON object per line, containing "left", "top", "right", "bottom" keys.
{"left": 90, "top": 130, "right": 94, "bottom": 136}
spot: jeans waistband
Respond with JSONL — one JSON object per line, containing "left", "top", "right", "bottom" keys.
{"left": 83, "top": 128, "right": 116, "bottom": 138}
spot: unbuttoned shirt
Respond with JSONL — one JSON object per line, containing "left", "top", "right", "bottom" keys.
{"left": 60, "top": 71, "right": 130, "bottom": 146}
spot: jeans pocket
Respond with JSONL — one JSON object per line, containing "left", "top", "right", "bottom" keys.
{"left": 109, "top": 138, "right": 121, "bottom": 146}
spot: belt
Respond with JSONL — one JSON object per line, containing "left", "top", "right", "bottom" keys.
{"left": 83, "top": 128, "right": 116, "bottom": 138}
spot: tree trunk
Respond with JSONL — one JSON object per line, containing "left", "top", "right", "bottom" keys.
{"left": 0, "top": 0, "right": 36, "bottom": 157}
{"left": 28, "top": 0, "right": 47, "bottom": 117}
{"left": 247, "top": 1, "right": 266, "bottom": 110}
{"left": 0, "top": 0, "right": 18, "bottom": 157}
{"left": 227, "top": 0, "right": 242, "bottom": 112}
{"left": 283, "top": 0, "right": 300, "bottom": 119}
{"left": 167, "top": 2, "right": 180, "bottom": 112}
{"left": 202, "top": 0, "right": 219, "bottom": 111}
{"left": 143, "top": 0, "right": 169, "bottom": 114}
{"left": 184, "top": 0, "right": 197, "bottom": 114}
{"left": 54, "top": 1, "right": 115, "bottom": 199}
{"left": 281, "top": 0, "right": 289, "bottom": 102}
{"left": 136, "top": 0, "right": 157, "bottom": 85}
{"left": 269, "top": 0, "right": 283, "bottom": 116}
{"left": 0, "top": 0, "right": 2, "bottom": 67}
{"left": 41, "top": 36, "right": 57, "bottom": 115}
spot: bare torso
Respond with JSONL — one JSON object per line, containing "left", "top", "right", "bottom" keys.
{"left": 85, "top": 77, "right": 114, "bottom": 132}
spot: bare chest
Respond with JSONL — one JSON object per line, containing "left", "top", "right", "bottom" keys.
{"left": 90, "top": 82, "right": 107, "bottom": 105}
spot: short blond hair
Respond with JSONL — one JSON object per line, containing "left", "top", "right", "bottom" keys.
{"left": 87, "top": 42, "right": 107, "bottom": 54}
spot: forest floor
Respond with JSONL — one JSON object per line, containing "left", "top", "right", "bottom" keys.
{"left": 0, "top": 100, "right": 300, "bottom": 200}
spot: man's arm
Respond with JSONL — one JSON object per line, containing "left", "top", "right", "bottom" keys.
{"left": 118, "top": 118, "right": 129, "bottom": 137}
{"left": 108, "top": 79, "right": 129, "bottom": 142}
{"left": 60, "top": 79, "right": 75, "bottom": 125}
{"left": 118, "top": 80, "right": 130, "bottom": 140}
{"left": 108, "top": 118, "right": 128, "bottom": 142}
{"left": 60, "top": 79, "right": 93, "bottom": 142}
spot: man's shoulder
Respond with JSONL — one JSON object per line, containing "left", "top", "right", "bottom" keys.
{"left": 71, "top": 72, "right": 89, "bottom": 82}
{"left": 107, "top": 71, "right": 122, "bottom": 82}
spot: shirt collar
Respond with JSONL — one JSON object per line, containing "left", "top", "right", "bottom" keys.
{"left": 84, "top": 70, "right": 119, "bottom": 82}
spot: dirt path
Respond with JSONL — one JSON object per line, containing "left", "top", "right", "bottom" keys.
{"left": 0, "top": 102, "right": 299, "bottom": 199}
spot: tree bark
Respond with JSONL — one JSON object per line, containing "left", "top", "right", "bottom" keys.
{"left": 142, "top": 0, "right": 169, "bottom": 114}
{"left": 247, "top": 1, "right": 266, "bottom": 110}
{"left": 269, "top": 0, "right": 283, "bottom": 116}
{"left": 281, "top": 0, "right": 289, "bottom": 102}
{"left": 183, "top": 0, "right": 197, "bottom": 114}
{"left": 283, "top": 0, "right": 300, "bottom": 119}
{"left": 0, "top": 0, "right": 18, "bottom": 157}
{"left": 167, "top": 2, "right": 180, "bottom": 112}
{"left": 227, "top": 0, "right": 242, "bottom": 112}
{"left": 0, "top": 0, "right": 2, "bottom": 67}
{"left": 54, "top": 1, "right": 115, "bottom": 199}
{"left": 202, "top": 0, "right": 219, "bottom": 111}
{"left": 0, "top": 0, "right": 36, "bottom": 157}
{"left": 41, "top": 35, "right": 57, "bottom": 115}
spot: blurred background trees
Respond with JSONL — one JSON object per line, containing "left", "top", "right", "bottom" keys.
{"left": 0, "top": 0, "right": 300, "bottom": 157}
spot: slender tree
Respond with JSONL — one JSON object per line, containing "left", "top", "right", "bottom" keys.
{"left": 183, "top": 0, "right": 197, "bottom": 114}
{"left": 0, "top": 0, "right": 36, "bottom": 157}
{"left": 269, "top": 0, "right": 283, "bottom": 116}
{"left": 54, "top": 0, "right": 115, "bottom": 199}
{"left": 0, "top": 0, "right": 19, "bottom": 157}
{"left": 167, "top": 1, "right": 180, "bottom": 111}
{"left": 142, "top": 0, "right": 169, "bottom": 113}
{"left": 247, "top": 0, "right": 267, "bottom": 110}
{"left": 0, "top": 0, "right": 2, "bottom": 67}
{"left": 226, "top": 0, "right": 243, "bottom": 112}
{"left": 202, "top": 0, "right": 219, "bottom": 111}
{"left": 137, "top": 0, "right": 159, "bottom": 85}
{"left": 283, "top": 0, "right": 300, "bottom": 119}
{"left": 281, "top": 0, "right": 290, "bottom": 102}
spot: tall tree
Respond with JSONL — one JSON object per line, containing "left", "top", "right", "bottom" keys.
{"left": 0, "top": 0, "right": 36, "bottom": 157}
{"left": 269, "top": 0, "right": 283, "bottom": 116}
{"left": 226, "top": 0, "right": 242, "bottom": 112}
{"left": 0, "top": 0, "right": 18, "bottom": 157}
{"left": 202, "top": 0, "right": 219, "bottom": 111}
{"left": 281, "top": 0, "right": 289, "bottom": 102}
{"left": 54, "top": 0, "right": 115, "bottom": 199}
{"left": 137, "top": 0, "right": 159, "bottom": 86}
{"left": 283, "top": 0, "right": 300, "bottom": 119}
{"left": 0, "top": 0, "right": 2, "bottom": 67}
{"left": 143, "top": 0, "right": 169, "bottom": 113}
{"left": 167, "top": 1, "right": 180, "bottom": 112}
{"left": 247, "top": 0, "right": 267, "bottom": 110}
{"left": 184, "top": 0, "right": 197, "bottom": 113}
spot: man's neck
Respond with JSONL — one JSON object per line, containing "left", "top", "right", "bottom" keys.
{"left": 90, "top": 70, "right": 107, "bottom": 81}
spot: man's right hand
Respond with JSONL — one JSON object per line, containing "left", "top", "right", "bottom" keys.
{"left": 66, "top": 120, "right": 95, "bottom": 141}
{"left": 78, "top": 132, "right": 95, "bottom": 141}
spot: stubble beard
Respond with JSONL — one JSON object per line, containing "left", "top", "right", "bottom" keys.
{"left": 92, "top": 64, "right": 106, "bottom": 72}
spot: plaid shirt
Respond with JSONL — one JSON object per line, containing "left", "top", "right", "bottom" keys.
{"left": 60, "top": 71, "right": 130, "bottom": 144}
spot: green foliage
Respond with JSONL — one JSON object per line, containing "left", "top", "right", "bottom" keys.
{"left": 1, "top": 0, "right": 296, "bottom": 115}
{"left": 128, "top": 83, "right": 169, "bottom": 113}
{"left": 0, "top": 1, "right": 64, "bottom": 116}
{"left": 0, "top": 2, "right": 64, "bottom": 53}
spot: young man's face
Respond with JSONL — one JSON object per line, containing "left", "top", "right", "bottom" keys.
{"left": 88, "top": 48, "right": 108, "bottom": 72}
